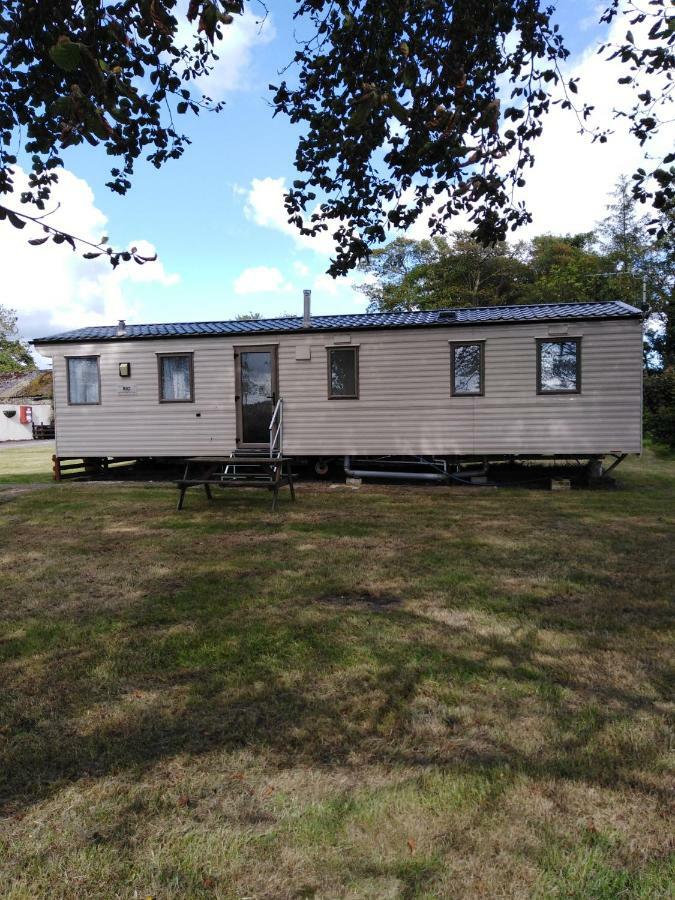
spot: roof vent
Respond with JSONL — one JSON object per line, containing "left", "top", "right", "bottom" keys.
{"left": 116, "top": 319, "right": 127, "bottom": 336}
{"left": 437, "top": 310, "right": 457, "bottom": 322}
{"left": 303, "top": 289, "right": 311, "bottom": 327}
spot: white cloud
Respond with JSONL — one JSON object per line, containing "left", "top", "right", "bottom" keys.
{"left": 1, "top": 167, "right": 179, "bottom": 362}
{"left": 511, "top": 10, "right": 671, "bottom": 238}
{"left": 293, "top": 260, "right": 310, "bottom": 277}
{"left": 312, "top": 272, "right": 344, "bottom": 297}
{"left": 238, "top": 180, "right": 381, "bottom": 312}
{"left": 242, "top": 176, "right": 287, "bottom": 230}
{"left": 175, "top": 8, "right": 275, "bottom": 99}
{"left": 310, "top": 272, "right": 369, "bottom": 311}
{"left": 242, "top": 176, "right": 340, "bottom": 256}
{"left": 579, "top": 3, "right": 607, "bottom": 32}
{"left": 233, "top": 265, "right": 292, "bottom": 295}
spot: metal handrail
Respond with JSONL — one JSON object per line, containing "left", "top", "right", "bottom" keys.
{"left": 269, "top": 397, "right": 283, "bottom": 458}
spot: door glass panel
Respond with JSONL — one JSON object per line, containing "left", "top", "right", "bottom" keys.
{"left": 241, "top": 351, "right": 273, "bottom": 443}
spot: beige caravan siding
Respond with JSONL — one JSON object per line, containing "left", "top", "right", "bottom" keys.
{"left": 37, "top": 317, "right": 643, "bottom": 457}
{"left": 44, "top": 338, "right": 237, "bottom": 457}
{"left": 280, "top": 319, "right": 642, "bottom": 455}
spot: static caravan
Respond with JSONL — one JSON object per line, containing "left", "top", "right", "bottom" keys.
{"left": 33, "top": 299, "right": 643, "bottom": 479}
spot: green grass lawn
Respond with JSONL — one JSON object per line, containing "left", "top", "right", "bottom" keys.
{"left": 0, "top": 452, "right": 673, "bottom": 898}
{"left": 0, "top": 440, "right": 54, "bottom": 483}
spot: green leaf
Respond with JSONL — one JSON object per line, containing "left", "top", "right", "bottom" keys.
{"left": 385, "top": 94, "right": 409, "bottom": 125}
{"left": 349, "top": 107, "right": 369, "bottom": 129}
{"left": 85, "top": 113, "right": 111, "bottom": 140}
{"left": 177, "top": 101, "right": 188, "bottom": 114}
{"left": 29, "top": 237, "right": 49, "bottom": 245}
{"left": 402, "top": 62, "right": 418, "bottom": 89}
{"left": 49, "top": 38, "right": 82, "bottom": 72}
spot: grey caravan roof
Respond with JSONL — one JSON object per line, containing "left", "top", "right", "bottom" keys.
{"left": 33, "top": 300, "right": 641, "bottom": 345}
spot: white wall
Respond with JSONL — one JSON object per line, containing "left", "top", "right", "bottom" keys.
{"left": 0, "top": 403, "right": 52, "bottom": 442}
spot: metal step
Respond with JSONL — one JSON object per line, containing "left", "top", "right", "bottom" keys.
{"left": 231, "top": 447, "right": 270, "bottom": 458}
{"left": 220, "top": 453, "right": 278, "bottom": 483}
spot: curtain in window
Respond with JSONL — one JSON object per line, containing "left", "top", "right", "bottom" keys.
{"left": 68, "top": 358, "right": 99, "bottom": 404}
{"left": 161, "top": 356, "right": 191, "bottom": 401}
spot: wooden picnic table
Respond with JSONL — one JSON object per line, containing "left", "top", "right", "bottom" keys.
{"left": 175, "top": 455, "right": 296, "bottom": 512}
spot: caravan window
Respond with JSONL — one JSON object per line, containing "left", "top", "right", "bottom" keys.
{"left": 327, "top": 347, "right": 359, "bottom": 399}
{"left": 158, "top": 353, "right": 194, "bottom": 402}
{"left": 67, "top": 356, "right": 100, "bottom": 405}
{"left": 537, "top": 339, "right": 580, "bottom": 393}
{"left": 451, "top": 342, "right": 484, "bottom": 396}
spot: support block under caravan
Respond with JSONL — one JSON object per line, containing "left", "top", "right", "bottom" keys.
{"left": 587, "top": 458, "right": 604, "bottom": 480}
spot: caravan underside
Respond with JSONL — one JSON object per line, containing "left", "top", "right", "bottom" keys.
{"left": 50, "top": 450, "right": 633, "bottom": 483}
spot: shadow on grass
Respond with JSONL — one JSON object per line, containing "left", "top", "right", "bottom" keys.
{"left": 1, "top": 464, "right": 673, "bottom": 881}
{"left": 1, "top": 563, "right": 672, "bottom": 817}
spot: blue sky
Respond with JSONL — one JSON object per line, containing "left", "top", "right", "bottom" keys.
{"left": 2, "top": 1, "right": 662, "bottom": 354}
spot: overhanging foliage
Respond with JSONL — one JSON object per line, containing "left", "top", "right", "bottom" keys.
{"left": 0, "top": 1, "right": 672, "bottom": 271}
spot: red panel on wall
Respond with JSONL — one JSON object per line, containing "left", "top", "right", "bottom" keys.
{"left": 19, "top": 405, "right": 32, "bottom": 424}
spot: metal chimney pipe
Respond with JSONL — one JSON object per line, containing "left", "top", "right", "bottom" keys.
{"left": 116, "top": 319, "right": 126, "bottom": 336}
{"left": 303, "top": 289, "right": 311, "bottom": 327}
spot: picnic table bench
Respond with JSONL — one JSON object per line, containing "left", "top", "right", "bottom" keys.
{"left": 175, "top": 455, "right": 296, "bottom": 512}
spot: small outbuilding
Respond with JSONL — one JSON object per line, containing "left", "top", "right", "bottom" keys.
{"left": 0, "top": 371, "right": 54, "bottom": 442}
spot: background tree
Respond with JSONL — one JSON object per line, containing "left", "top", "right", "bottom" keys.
{"left": 595, "top": 179, "right": 674, "bottom": 367}
{"left": 642, "top": 210, "right": 675, "bottom": 371}
{"left": 0, "top": 1, "right": 672, "bottom": 273}
{"left": 596, "top": 176, "right": 652, "bottom": 308}
{"left": 362, "top": 178, "right": 675, "bottom": 365}
{"left": 521, "top": 234, "right": 615, "bottom": 304}
{"left": 0, "top": 306, "right": 35, "bottom": 372}
{"left": 643, "top": 365, "right": 675, "bottom": 448}
{"left": 359, "top": 234, "right": 530, "bottom": 311}
{"left": 357, "top": 238, "right": 441, "bottom": 311}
